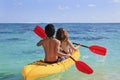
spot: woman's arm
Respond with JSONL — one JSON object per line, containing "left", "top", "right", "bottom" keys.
{"left": 67, "top": 40, "right": 80, "bottom": 51}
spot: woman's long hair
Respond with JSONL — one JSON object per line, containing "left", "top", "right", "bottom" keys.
{"left": 56, "top": 28, "right": 68, "bottom": 42}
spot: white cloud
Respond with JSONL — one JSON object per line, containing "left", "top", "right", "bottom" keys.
{"left": 76, "top": 4, "right": 80, "bottom": 8}
{"left": 112, "top": 0, "right": 120, "bottom": 3}
{"left": 18, "top": 2, "right": 23, "bottom": 6}
{"left": 88, "top": 4, "right": 96, "bottom": 7}
{"left": 58, "top": 5, "right": 70, "bottom": 10}
{"left": 13, "top": 1, "right": 23, "bottom": 7}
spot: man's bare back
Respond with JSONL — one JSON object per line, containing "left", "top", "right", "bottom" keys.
{"left": 37, "top": 38, "right": 60, "bottom": 62}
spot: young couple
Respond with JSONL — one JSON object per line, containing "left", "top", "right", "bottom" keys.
{"left": 37, "top": 24, "right": 80, "bottom": 64}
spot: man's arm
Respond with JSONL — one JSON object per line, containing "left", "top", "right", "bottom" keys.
{"left": 55, "top": 40, "right": 70, "bottom": 57}
{"left": 37, "top": 40, "right": 43, "bottom": 46}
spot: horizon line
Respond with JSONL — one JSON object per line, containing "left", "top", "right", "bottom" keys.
{"left": 0, "top": 22, "right": 120, "bottom": 24}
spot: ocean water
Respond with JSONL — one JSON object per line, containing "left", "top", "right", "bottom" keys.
{"left": 0, "top": 23, "right": 120, "bottom": 80}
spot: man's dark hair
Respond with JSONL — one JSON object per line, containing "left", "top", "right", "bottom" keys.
{"left": 45, "top": 24, "right": 55, "bottom": 37}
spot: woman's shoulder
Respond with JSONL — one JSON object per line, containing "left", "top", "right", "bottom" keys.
{"left": 66, "top": 39, "right": 71, "bottom": 43}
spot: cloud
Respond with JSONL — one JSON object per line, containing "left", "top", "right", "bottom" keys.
{"left": 112, "top": 0, "right": 120, "bottom": 3}
{"left": 76, "top": 4, "right": 80, "bottom": 8}
{"left": 58, "top": 5, "right": 70, "bottom": 10}
{"left": 13, "top": 0, "right": 23, "bottom": 7}
{"left": 88, "top": 4, "right": 96, "bottom": 7}
{"left": 17, "top": 2, "right": 23, "bottom": 6}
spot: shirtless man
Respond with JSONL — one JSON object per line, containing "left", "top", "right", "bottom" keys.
{"left": 37, "top": 24, "right": 70, "bottom": 64}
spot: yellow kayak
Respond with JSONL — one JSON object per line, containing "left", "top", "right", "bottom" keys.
{"left": 22, "top": 50, "right": 80, "bottom": 80}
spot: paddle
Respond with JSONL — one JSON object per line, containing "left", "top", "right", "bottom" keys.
{"left": 33, "top": 25, "right": 93, "bottom": 74}
{"left": 73, "top": 42, "right": 107, "bottom": 56}
{"left": 70, "top": 56, "right": 93, "bottom": 74}
{"left": 34, "top": 25, "right": 47, "bottom": 39}
{"left": 62, "top": 50, "right": 93, "bottom": 74}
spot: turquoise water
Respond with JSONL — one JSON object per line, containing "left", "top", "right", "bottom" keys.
{"left": 0, "top": 23, "right": 120, "bottom": 80}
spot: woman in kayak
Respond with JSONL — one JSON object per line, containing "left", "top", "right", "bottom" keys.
{"left": 37, "top": 24, "right": 70, "bottom": 64}
{"left": 56, "top": 28, "right": 80, "bottom": 57}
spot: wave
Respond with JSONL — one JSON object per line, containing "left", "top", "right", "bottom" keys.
{"left": 0, "top": 73, "right": 15, "bottom": 80}
{"left": 70, "top": 36, "right": 109, "bottom": 41}
{"left": 22, "top": 49, "right": 44, "bottom": 54}
{"left": 22, "top": 50, "right": 38, "bottom": 54}
{"left": 0, "top": 30, "right": 32, "bottom": 34}
{"left": 82, "top": 55, "right": 89, "bottom": 59}
{"left": 0, "top": 31, "right": 14, "bottom": 34}
{"left": 6, "top": 38, "right": 26, "bottom": 41}
{"left": 0, "top": 38, "right": 26, "bottom": 42}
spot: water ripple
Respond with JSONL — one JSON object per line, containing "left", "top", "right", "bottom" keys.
{"left": 0, "top": 31, "right": 14, "bottom": 34}
{"left": 0, "top": 38, "right": 26, "bottom": 42}
{"left": 0, "top": 73, "right": 15, "bottom": 80}
{"left": 70, "top": 36, "right": 109, "bottom": 41}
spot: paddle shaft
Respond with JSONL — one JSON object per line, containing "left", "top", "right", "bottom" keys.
{"left": 73, "top": 42, "right": 88, "bottom": 48}
{"left": 70, "top": 56, "right": 76, "bottom": 61}
{"left": 61, "top": 50, "right": 76, "bottom": 61}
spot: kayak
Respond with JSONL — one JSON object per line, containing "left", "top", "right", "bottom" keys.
{"left": 22, "top": 50, "right": 80, "bottom": 80}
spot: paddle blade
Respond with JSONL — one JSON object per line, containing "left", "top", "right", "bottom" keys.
{"left": 33, "top": 25, "right": 47, "bottom": 39}
{"left": 89, "top": 45, "right": 107, "bottom": 56}
{"left": 75, "top": 61, "right": 93, "bottom": 74}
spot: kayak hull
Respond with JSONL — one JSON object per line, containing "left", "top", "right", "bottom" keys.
{"left": 22, "top": 50, "right": 80, "bottom": 80}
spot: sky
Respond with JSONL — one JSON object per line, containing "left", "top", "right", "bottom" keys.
{"left": 0, "top": 0, "right": 120, "bottom": 23}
